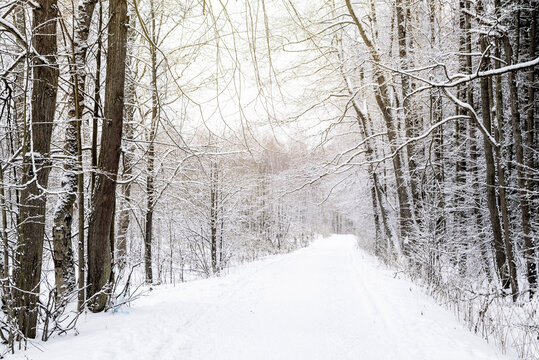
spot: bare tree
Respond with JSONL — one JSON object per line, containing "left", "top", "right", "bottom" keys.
{"left": 87, "top": 0, "right": 128, "bottom": 312}
{"left": 14, "top": 0, "right": 60, "bottom": 338}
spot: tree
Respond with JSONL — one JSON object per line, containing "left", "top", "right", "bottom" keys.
{"left": 14, "top": 0, "right": 60, "bottom": 338}
{"left": 51, "top": 0, "right": 99, "bottom": 300}
{"left": 344, "top": 0, "right": 414, "bottom": 250}
{"left": 86, "top": 0, "right": 128, "bottom": 312}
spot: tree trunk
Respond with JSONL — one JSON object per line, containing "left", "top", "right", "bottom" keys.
{"left": 116, "top": 94, "right": 134, "bottom": 270}
{"left": 52, "top": 0, "right": 98, "bottom": 300}
{"left": 464, "top": 0, "right": 491, "bottom": 280}
{"left": 491, "top": 46, "right": 519, "bottom": 299}
{"left": 144, "top": 0, "right": 159, "bottom": 284}
{"left": 144, "top": 201, "right": 154, "bottom": 283}
{"left": 527, "top": 1, "right": 537, "bottom": 179}
{"left": 526, "top": 2, "right": 538, "bottom": 264}
{"left": 210, "top": 161, "right": 218, "bottom": 275}
{"left": 11, "top": 4, "right": 26, "bottom": 153}
{"left": 76, "top": 106, "right": 85, "bottom": 310}
{"left": 116, "top": 18, "right": 137, "bottom": 269}
{"left": 14, "top": 0, "right": 59, "bottom": 338}
{"left": 429, "top": 0, "right": 445, "bottom": 244}
{"left": 91, "top": 3, "right": 103, "bottom": 193}
{"left": 0, "top": 167, "right": 8, "bottom": 279}
{"left": 454, "top": 0, "right": 469, "bottom": 271}
{"left": 86, "top": 0, "right": 128, "bottom": 313}
{"left": 396, "top": 0, "right": 420, "bottom": 224}
{"left": 370, "top": 181, "right": 383, "bottom": 256}
{"left": 478, "top": 31, "right": 510, "bottom": 291}
{"left": 503, "top": 36, "right": 537, "bottom": 296}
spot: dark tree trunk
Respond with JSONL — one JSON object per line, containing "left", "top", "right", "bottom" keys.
{"left": 210, "top": 161, "right": 218, "bottom": 274}
{"left": 14, "top": 0, "right": 59, "bottom": 338}
{"left": 527, "top": 2, "right": 537, "bottom": 184}
{"left": 503, "top": 36, "right": 537, "bottom": 296}
{"left": 144, "top": 0, "right": 159, "bottom": 284}
{"left": 144, "top": 204, "right": 154, "bottom": 283}
{"left": 464, "top": 0, "right": 490, "bottom": 280}
{"left": 52, "top": 0, "right": 98, "bottom": 299}
{"left": 86, "top": 0, "right": 128, "bottom": 313}
{"left": 455, "top": 0, "right": 468, "bottom": 271}
{"left": 491, "top": 47, "right": 519, "bottom": 299}
{"left": 429, "top": 0, "right": 445, "bottom": 244}
{"left": 76, "top": 107, "right": 85, "bottom": 310}
{"left": 91, "top": 3, "right": 103, "bottom": 193}
{"left": 478, "top": 31, "right": 510, "bottom": 291}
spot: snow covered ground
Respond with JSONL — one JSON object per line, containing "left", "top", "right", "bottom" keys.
{"left": 9, "top": 234, "right": 516, "bottom": 360}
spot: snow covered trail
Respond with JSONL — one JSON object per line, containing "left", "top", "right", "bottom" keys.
{"left": 10, "top": 235, "right": 514, "bottom": 360}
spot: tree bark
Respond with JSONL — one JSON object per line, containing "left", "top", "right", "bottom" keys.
{"left": 429, "top": 0, "right": 445, "bottom": 243}
{"left": 76, "top": 103, "right": 85, "bottom": 310}
{"left": 51, "top": 0, "right": 98, "bottom": 300}
{"left": 116, "top": 86, "right": 135, "bottom": 269}
{"left": 0, "top": 167, "right": 8, "bottom": 279}
{"left": 14, "top": 0, "right": 59, "bottom": 338}
{"left": 464, "top": 0, "right": 491, "bottom": 280}
{"left": 491, "top": 48, "right": 519, "bottom": 299}
{"left": 527, "top": 2, "right": 537, "bottom": 181}
{"left": 91, "top": 3, "right": 103, "bottom": 193}
{"left": 503, "top": 36, "right": 537, "bottom": 296}
{"left": 454, "top": 0, "right": 469, "bottom": 271}
{"left": 144, "top": 0, "right": 159, "bottom": 284}
{"left": 396, "top": 0, "right": 420, "bottom": 224}
{"left": 86, "top": 0, "right": 128, "bottom": 312}
{"left": 116, "top": 16, "right": 137, "bottom": 269}
{"left": 478, "top": 31, "right": 510, "bottom": 291}
{"left": 210, "top": 161, "right": 218, "bottom": 274}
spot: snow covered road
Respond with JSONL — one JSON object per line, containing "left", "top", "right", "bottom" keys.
{"left": 10, "top": 235, "right": 514, "bottom": 360}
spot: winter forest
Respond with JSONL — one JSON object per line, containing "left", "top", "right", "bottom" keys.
{"left": 0, "top": 0, "right": 537, "bottom": 358}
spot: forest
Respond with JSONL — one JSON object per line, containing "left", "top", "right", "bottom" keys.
{"left": 0, "top": 0, "right": 537, "bottom": 358}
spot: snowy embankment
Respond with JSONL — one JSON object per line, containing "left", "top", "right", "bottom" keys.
{"left": 8, "top": 235, "right": 515, "bottom": 360}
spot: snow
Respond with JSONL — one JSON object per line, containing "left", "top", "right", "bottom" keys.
{"left": 9, "top": 235, "right": 515, "bottom": 360}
